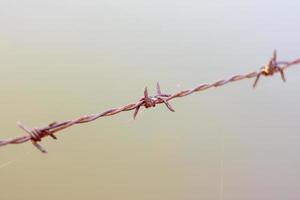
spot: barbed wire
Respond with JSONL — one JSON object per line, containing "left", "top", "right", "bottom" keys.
{"left": 0, "top": 50, "right": 299, "bottom": 153}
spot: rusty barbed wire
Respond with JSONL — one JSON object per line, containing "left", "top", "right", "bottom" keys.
{"left": 0, "top": 50, "right": 300, "bottom": 153}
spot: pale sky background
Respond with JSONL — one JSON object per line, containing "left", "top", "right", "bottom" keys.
{"left": 0, "top": 1, "right": 300, "bottom": 200}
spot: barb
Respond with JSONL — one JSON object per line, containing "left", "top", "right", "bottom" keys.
{"left": 0, "top": 50, "right": 299, "bottom": 153}
{"left": 253, "top": 50, "right": 286, "bottom": 88}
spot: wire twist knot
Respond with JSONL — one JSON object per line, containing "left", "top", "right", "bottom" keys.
{"left": 253, "top": 50, "right": 286, "bottom": 88}
{"left": 17, "top": 122, "right": 57, "bottom": 153}
{"left": 133, "top": 82, "right": 175, "bottom": 119}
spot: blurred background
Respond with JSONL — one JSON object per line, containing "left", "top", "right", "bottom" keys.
{"left": 0, "top": 0, "right": 300, "bottom": 199}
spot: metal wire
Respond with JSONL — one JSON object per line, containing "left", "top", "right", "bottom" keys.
{"left": 0, "top": 50, "right": 299, "bottom": 153}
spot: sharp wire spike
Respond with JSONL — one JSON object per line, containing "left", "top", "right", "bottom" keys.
{"left": 49, "top": 133, "right": 57, "bottom": 140}
{"left": 253, "top": 73, "right": 261, "bottom": 88}
{"left": 159, "top": 97, "right": 175, "bottom": 112}
{"left": 144, "top": 87, "right": 148, "bottom": 98}
{"left": 31, "top": 141, "right": 47, "bottom": 153}
{"left": 273, "top": 49, "right": 277, "bottom": 61}
{"left": 279, "top": 68, "right": 286, "bottom": 82}
{"left": 156, "top": 82, "right": 162, "bottom": 95}
{"left": 133, "top": 105, "right": 141, "bottom": 119}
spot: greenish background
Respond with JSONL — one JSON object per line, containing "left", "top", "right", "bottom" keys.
{"left": 1, "top": 1, "right": 300, "bottom": 199}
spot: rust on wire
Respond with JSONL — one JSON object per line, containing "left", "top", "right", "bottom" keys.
{"left": 0, "top": 50, "right": 299, "bottom": 153}
{"left": 253, "top": 50, "right": 286, "bottom": 88}
{"left": 133, "top": 82, "right": 175, "bottom": 119}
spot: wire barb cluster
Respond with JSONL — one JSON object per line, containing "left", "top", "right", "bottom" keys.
{"left": 253, "top": 50, "right": 286, "bottom": 88}
{"left": 133, "top": 82, "right": 175, "bottom": 119}
{"left": 0, "top": 50, "right": 299, "bottom": 153}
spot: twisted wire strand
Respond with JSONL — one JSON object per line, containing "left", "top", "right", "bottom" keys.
{"left": 0, "top": 51, "right": 299, "bottom": 153}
